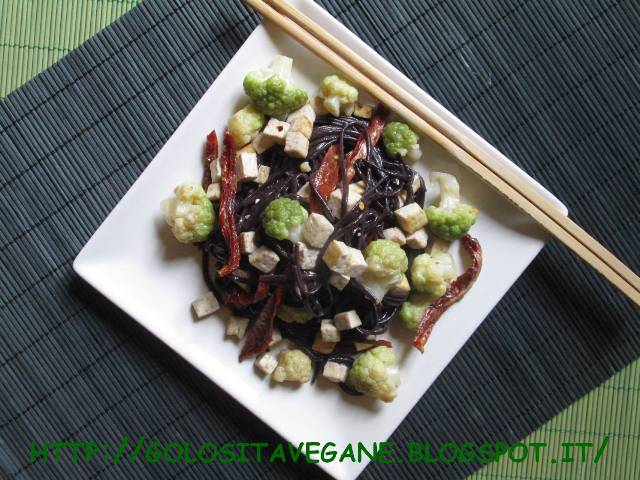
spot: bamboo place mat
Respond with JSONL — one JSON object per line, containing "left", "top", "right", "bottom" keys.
{"left": 1, "top": 1, "right": 638, "bottom": 479}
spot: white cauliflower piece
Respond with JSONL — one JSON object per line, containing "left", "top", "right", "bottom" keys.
{"left": 272, "top": 349, "right": 312, "bottom": 383}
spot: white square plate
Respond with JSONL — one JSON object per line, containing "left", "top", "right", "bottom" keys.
{"left": 73, "top": 1, "right": 567, "bottom": 479}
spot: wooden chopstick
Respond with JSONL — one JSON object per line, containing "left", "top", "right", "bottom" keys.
{"left": 243, "top": 0, "right": 640, "bottom": 305}
{"left": 263, "top": 0, "right": 640, "bottom": 290}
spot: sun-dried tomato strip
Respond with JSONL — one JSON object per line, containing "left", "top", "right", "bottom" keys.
{"left": 217, "top": 132, "right": 239, "bottom": 277}
{"left": 344, "top": 106, "right": 387, "bottom": 181}
{"left": 309, "top": 145, "right": 339, "bottom": 213}
{"left": 223, "top": 281, "right": 269, "bottom": 306}
{"left": 374, "top": 339, "right": 393, "bottom": 349}
{"left": 413, "top": 235, "right": 483, "bottom": 352}
{"left": 202, "top": 130, "right": 218, "bottom": 189}
{"left": 309, "top": 108, "right": 387, "bottom": 213}
{"left": 239, "top": 287, "right": 283, "bottom": 361}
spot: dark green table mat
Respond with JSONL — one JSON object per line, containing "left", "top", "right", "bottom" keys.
{"left": 1, "top": 1, "right": 639, "bottom": 479}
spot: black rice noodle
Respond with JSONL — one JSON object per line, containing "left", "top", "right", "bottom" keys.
{"left": 201, "top": 114, "right": 427, "bottom": 392}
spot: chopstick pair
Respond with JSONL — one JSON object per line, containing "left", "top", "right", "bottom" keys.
{"left": 243, "top": 0, "right": 640, "bottom": 306}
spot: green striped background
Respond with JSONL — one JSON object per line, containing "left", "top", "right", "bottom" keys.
{"left": 0, "top": 0, "right": 138, "bottom": 97}
{"left": 0, "top": 1, "right": 636, "bottom": 478}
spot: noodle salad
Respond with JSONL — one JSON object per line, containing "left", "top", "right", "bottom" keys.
{"left": 161, "top": 56, "right": 482, "bottom": 402}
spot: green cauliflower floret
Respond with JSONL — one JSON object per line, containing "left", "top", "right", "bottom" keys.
{"left": 263, "top": 198, "right": 308, "bottom": 242}
{"left": 383, "top": 122, "right": 422, "bottom": 163}
{"left": 243, "top": 55, "right": 309, "bottom": 117}
{"left": 399, "top": 294, "right": 436, "bottom": 332}
{"left": 348, "top": 346, "right": 400, "bottom": 402}
{"left": 411, "top": 251, "right": 456, "bottom": 297}
{"left": 365, "top": 239, "right": 409, "bottom": 277}
{"left": 277, "top": 305, "right": 312, "bottom": 324}
{"left": 427, "top": 172, "right": 478, "bottom": 240}
{"left": 319, "top": 75, "right": 358, "bottom": 116}
{"left": 161, "top": 182, "right": 214, "bottom": 243}
{"left": 272, "top": 349, "right": 312, "bottom": 383}
{"left": 361, "top": 239, "right": 409, "bottom": 302}
{"left": 228, "top": 104, "right": 265, "bottom": 147}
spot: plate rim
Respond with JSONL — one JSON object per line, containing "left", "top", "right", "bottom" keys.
{"left": 73, "top": 2, "right": 569, "bottom": 479}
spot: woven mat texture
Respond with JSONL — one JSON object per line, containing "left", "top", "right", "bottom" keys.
{"left": 1, "top": 1, "right": 639, "bottom": 479}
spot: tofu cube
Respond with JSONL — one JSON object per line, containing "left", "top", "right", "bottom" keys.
{"left": 252, "top": 132, "right": 275, "bottom": 154}
{"left": 290, "top": 116, "right": 313, "bottom": 139}
{"left": 406, "top": 228, "right": 429, "bottom": 249}
{"left": 287, "top": 103, "right": 316, "bottom": 124}
{"left": 297, "top": 183, "right": 311, "bottom": 203}
{"left": 322, "top": 240, "right": 368, "bottom": 277}
{"left": 394, "top": 202, "right": 428, "bottom": 233}
{"left": 299, "top": 161, "right": 311, "bottom": 173}
{"left": 383, "top": 227, "right": 406, "bottom": 246}
{"left": 248, "top": 246, "right": 280, "bottom": 273}
{"left": 320, "top": 319, "right": 341, "bottom": 343}
{"left": 269, "top": 328, "right": 283, "bottom": 347}
{"left": 263, "top": 118, "right": 290, "bottom": 144}
{"left": 284, "top": 131, "right": 309, "bottom": 159}
{"left": 209, "top": 158, "right": 222, "bottom": 182}
{"left": 399, "top": 190, "right": 407, "bottom": 207}
{"left": 312, "top": 333, "right": 335, "bottom": 354}
{"left": 322, "top": 361, "right": 349, "bottom": 383}
{"left": 411, "top": 174, "right": 422, "bottom": 193}
{"left": 353, "top": 103, "right": 374, "bottom": 119}
{"left": 327, "top": 185, "right": 362, "bottom": 218}
{"left": 398, "top": 177, "right": 422, "bottom": 205}
{"left": 206, "top": 183, "right": 221, "bottom": 201}
{"left": 334, "top": 310, "right": 362, "bottom": 331}
{"left": 329, "top": 272, "right": 350, "bottom": 290}
{"left": 296, "top": 242, "right": 320, "bottom": 270}
{"left": 390, "top": 274, "right": 410, "bottom": 296}
{"left": 255, "top": 165, "right": 270, "bottom": 184}
{"left": 191, "top": 292, "right": 220, "bottom": 319}
{"left": 237, "top": 152, "right": 258, "bottom": 182}
{"left": 302, "top": 213, "right": 334, "bottom": 248}
{"left": 255, "top": 352, "right": 278, "bottom": 375}
{"left": 348, "top": 184, "right": 365, "bottom": 208}
{"left": 239, "top": 231, "right": 257, "bottom": 254}
{"left": 226, "top": 316, "right": 249, "bottom": 338}
{"left": 353, "top": 181, "right": 366, "bottom": 196}
{"left": 236, "top": 144, "right": 256, "bottom": 157}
